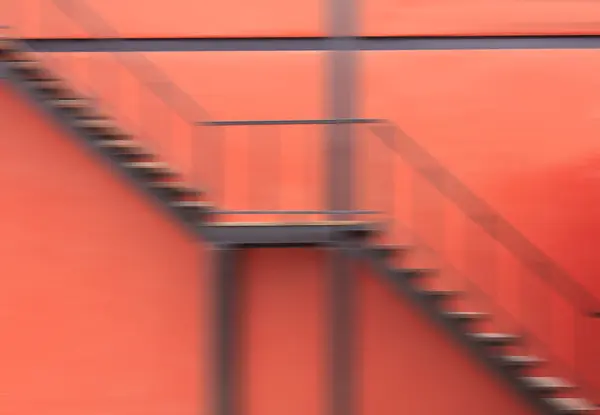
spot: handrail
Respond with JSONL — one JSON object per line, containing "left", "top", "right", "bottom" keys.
{"left": 368, "top": 120, "right": 600, "bottom": 316}
{"left": 200, "top": 118, "right": 384, "bottom": 126}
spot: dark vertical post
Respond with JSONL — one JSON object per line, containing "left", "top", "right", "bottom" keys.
{"left": 327, "top": 8, "right": 357, "bottom": 215}
{"left": 329, "top": 246, "right": 355, "bottom": 415}
{"left": 213, "top": 245, "right": 240, "bottom": 415}
{"left": 0, "top": 61, "right": 8, "bottom": 79}
{"left": 327, "top": 0, "right": 357, "bottom": 413}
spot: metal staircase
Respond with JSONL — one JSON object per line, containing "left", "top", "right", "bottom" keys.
{"left": 2, "top": 4, "right": 600, "bottom": 413}
{"left": 0, "top": 35, "right": 375, "bottom": 247}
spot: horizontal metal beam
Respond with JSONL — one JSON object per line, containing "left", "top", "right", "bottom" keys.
{"left": 23, "top": 35, "right": 600, "bottom": 53}
{"left": 201, "top": 222, "right": 375, "bottom": 247}
{"left": 198, "top": 118, "right": 383, "bottom": 126}
{"left": 212, "top": 210, "right": 378, "bottom": 215}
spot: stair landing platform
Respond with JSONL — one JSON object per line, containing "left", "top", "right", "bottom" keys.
{"left": 202, "top": 221, "right": 377, "bottom": 247}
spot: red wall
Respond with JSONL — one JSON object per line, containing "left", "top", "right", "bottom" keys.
{"left": 241, "top": 249, "right": 327, "bottom": 415}
{"left": 0, "top": 0, "right": 323, "bottom": 38}
{"left": 361, "top": 0, "right": 600, "bottom": 36}
{"left": 4, "top": 0, "right": 600, "bottom": 38}
{"left": 0, "top": 82, "right": 209, "bottom": 415}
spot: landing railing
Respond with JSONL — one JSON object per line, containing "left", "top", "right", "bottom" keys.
{"left": 355, "top": 121, "right": 600, "bottom": 404}
{"left": 198, "top": 118, "right": 381, "bottom": 222}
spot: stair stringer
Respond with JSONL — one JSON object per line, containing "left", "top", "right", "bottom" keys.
{"left": 346, "top": 241, "right": 598, "bottom": 415}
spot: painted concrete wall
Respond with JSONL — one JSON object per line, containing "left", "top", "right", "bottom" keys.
{"left": 0, "top": 0, "right": 323, "bottom": 38}
{"left": 3, "top": 0, "right": 600, "bottom": 37}
{"left": 0, "top": 82, "right": 209, "bottom": 415}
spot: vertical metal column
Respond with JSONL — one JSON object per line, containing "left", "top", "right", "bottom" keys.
{"left": 329, "top": 246, "right": 356, "bottom": 415}
{"left": 327, "top": 0, "right": 358, "bottom": 414}
{"left": 0, "top": 61, "right": 8, "bottom": 79}
{"left": 213, "top": 245, "right": 240, "bottom": 415}
{"left": 327, "top": 12, "right": 357, "bottom": 214}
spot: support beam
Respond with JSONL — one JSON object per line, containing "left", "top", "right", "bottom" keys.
{"left": 327, "top": 0, "right": 358, "bottom": 413}
{"left": 327, "top": 0, "right": 357, "bottom": 215}
{"left": 329, "top": 247, "right": 356, "bottom": 415}
{"left": 0, "top": 61, "right": 8, "bottom": 78}
{"left": 213, "top": 245, "right": 241, "bottom": 415}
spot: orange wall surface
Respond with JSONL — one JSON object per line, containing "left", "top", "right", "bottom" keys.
{"left": 0, "top": 0, "right": 323, "bottom": 38}
{"left": 361, "top": 0, "right": 600, "bottom": 36}
{"left": 4, "top": 0, "right": 600, "bottom": 38}
{"left": 0, "top": 82, "right": 209, "bottom": 415}
{"left": 241, "top": 249, "right": 327, "bottom": 415}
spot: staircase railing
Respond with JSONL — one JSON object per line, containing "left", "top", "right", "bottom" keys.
{"left": 4, "top": 0, "right": 380, "bottom": 222}
{"left": 355, "top": 121, "right": 600, "bottom": 403}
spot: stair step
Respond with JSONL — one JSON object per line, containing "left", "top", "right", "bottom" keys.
{"left": 0, "top": 43, "right": 24, "bottom": 59}
{"left": 499, "top": 355, "right": 545, "bottom": 368}
{"left": 210, "top": 221, "right": 375, "bottom": 227}
{"left": 148, "top": 181, "right": 202, "bottom": 195}
{"left": 469, "top": 332, "right": 520, "bottom": 346}
{"left": 443, "top": 311, "right": 489, "bottom": 322}
{"left": 30, "top": 79, "right": 65, "bottom": 91}
{"left": 97, "top": 139, "right": 146, "bottom": 151}
{"left": 51, "top": 98, "right": 89, "bottom": 109}
{"left": 522, "top": 377, "right": 573, "bottom": 393}
{"left": 419, "top": 289, "right": 460, "bottom": 301}
{"left": 122, "top": 161, "right": 173, "bottom": 172}
{"left": 545, "top": 398, "right": 597, "bottom": 413}
{"left": 371, "top": 244, "right": 407, "bottom": 258}
{"left": 74, "top": 118, "right": 117, "bottom": 130}
{"left": 0, "top": 38, "right": 14, "bottom": 50}
{"left": 10, "top": 60, "right": 47, "bottom": 77}
{"left": 396, "top": 268, "right": 435, "bottom": 279}
{"left": 122, "top": 161, "right": 175, "bottom": 178}
{"left": 171, "top": 200, "right": 212, "bottom": 210}
{"left": 11, "top": 60, "right": 38, "bottom": 68}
